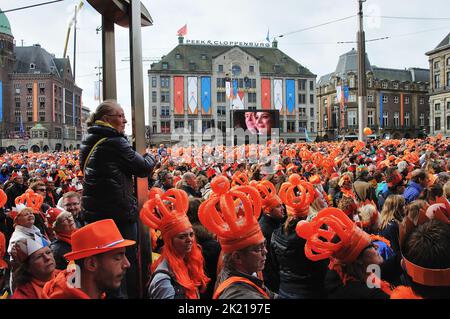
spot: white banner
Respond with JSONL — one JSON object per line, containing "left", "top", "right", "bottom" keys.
{"left": 274, "top": 79, "right": 283, "bottom": 111}
{"left": 225, "top": 81, "right": 231, "bottom": 99}
{"left": 336, "top": 85, "right": 342, "bottom": 103}
{"left": 187, "top": 77, "right": 198, "bottom": 113}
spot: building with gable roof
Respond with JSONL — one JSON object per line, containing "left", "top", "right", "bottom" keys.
{"left": 147, "top": 37, "right": 317, "bottom": 145}
{"left": 316, "top": 48, "right": 430, "bottom": 140}
{"left": 426, "top": 32, "right": 450, "bottom": 137}
{"left": 0, "top": 10, "right": 83, "bottom": 153}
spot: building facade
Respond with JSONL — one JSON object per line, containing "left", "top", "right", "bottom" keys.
{"left": 317, "top": 49, "right": 430, "bottom": 140}
{"left": 0, "top": 11, "right": 83, "bottom": 153}
{"left": 426, "top": 33, "right": 450, "bottom": 137}
{"left": 147, "top": 37, "right": 317, "bottom": 145}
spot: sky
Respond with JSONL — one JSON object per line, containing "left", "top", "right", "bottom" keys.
{"left": 1, "top": 0, "right": 449, "bottom": 135}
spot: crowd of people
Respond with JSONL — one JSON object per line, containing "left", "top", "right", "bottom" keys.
{"left": 0, "top": 100, "right": 449, "bottom": 300}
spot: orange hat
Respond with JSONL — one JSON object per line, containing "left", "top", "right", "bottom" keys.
{"left": 399, "top": 204, "right": 450, "bottom": 287}
{"left": 296, "top": 207, "right": 372, "bottom": 263}
{"left": 15, "top": 189, "right": 44, "bottom": 213}
{"left": 198, "top": 176, "right": 264, "bottom": 253}
{"left": 309, "top": 175, "right": 321, "bottom": 185}
{"left": 0, "top": 231, "right": 8, "bottom": 269}
{"left": 231, "top": 172, "right": 249, "bottom": 187}
{"left": 140, "top": 188, "right": 192, "bottom": 240}
{"left": 45, "top": 207, "right": 64, "bottom": 228}
{"left": 279, "top": 174, "right": 315, "bottom": 217}
{"left": 64, "top": 219, "right": 135, "bottom": 261}
{"left": 255, "top": 180, "right": 282, "bottom": 213}
{"left": 0, "top": 189, "right": 7, "bottom": 209}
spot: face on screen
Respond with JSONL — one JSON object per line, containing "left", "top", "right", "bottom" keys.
{"left": 255, "top": 112, "right": 272, "bottom": 135}
{"left": 245, "top": 112, "right": 258, "bottom": 134}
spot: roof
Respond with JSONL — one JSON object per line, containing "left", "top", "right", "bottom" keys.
{"left": 334, "top": 48, "right": 372, "bottom": 76}
{"left": 373, "top": 67, "right": 429, "bottom": 83}
{"left": 0, "top": 10, "right": 12, "bottom": 37}
{"left": 149, "top": 43, "right": 315, "bottom": 77}
{"left": 426, "top": 32, "right": 450, "bottom": 55}
{"left": 317, "top": 73, "right": 333, "bottom": 86}
{"left": 13, "top": 45, "right": 70, "bottom": 78}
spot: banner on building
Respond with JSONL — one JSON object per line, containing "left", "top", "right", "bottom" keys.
{"left": 336, "top": 85, "right": 342, "bottom": 103}
{"left": 261, "top": 78, "right": 271, "bottom": 110}
{"left": 273, "top": 79, "right": 283, "bottom": 112}
{"left": 201, "top": 77, "right": 211, "bottom": 115}
{"left": 225, "top": 81, "right": 231, "bottom": 99}
{"left": 0, "top": 81, "right": 3, "bottom": 122}
{"left": 187, "top": 77, "right": 198, "bottom": 114}
{"left": 286, "top": 79, "right": 295, "bottom": 115}
{"left": 343, "top": 86, "right": 349, "bottom": 103}
{"left": 174, "top": 76, "right": 184, "bottom": 115}
{"left": 33, "top": 81, "right": 38, "bottom": 122}
{"left": 232, "top": 90, "right": 244, "bottom": 110}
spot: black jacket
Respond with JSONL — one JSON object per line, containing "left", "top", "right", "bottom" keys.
{"left": 5, "top": 182, "right": 27, "bottom": 210}
{"left": 259, "top": 214, "right": 282, "bottom": 292}
{"left": 271, "top": 227, "right": 328, "bottom": 298}
{"left": 80, "top": 124, "right": 155, "bottom": 224}
{"left": 50, "top": 239, "right": 71, "bottom": 270}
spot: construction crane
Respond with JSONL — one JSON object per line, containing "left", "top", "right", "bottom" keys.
{"left": 63, "top": 1, "right": 84, "bottom": 58}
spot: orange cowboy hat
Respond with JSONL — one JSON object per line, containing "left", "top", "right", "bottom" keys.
{"left": 64, "top": 219, "right": 135, "bottom": 261}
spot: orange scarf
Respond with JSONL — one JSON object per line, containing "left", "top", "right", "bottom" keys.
{"left": 55, "top": 232, "right": 72, "bottom": 245}
{"left": 30, "top": 270, "right": 59, "bottom": 299}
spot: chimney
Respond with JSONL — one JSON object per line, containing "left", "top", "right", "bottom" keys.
{"left": 178, "top": 36, "right": 184, "bottom": 44}
{"left": 272, "top": 38, "right": 278, "bottom": 48}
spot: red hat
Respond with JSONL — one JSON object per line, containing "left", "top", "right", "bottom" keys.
{"left": 64, "top": 219, "right": 135, "bottom": 261}
{"left": 198, "top": 176, "right": 264, "bottom": 253}
{"left": 206, "top": 167, "right": 216, "bottom": 179}
{"left": 279, "top": 174, "right": 315, "bottom": 217}
{"left": 140, "top": 188, "right": 192, "bottom": 240}
{"left": 0, "top": 232, "right": 8, "bottom": 269}
{"left": 46, "top": 207, "right": 64, "bottom": 228}
{"left": 296, "top": 207, "right": 372, "bottom": 263}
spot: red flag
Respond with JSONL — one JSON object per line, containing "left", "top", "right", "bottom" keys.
{"left": 177, "top": 24, "right": 187, "bottom": 36}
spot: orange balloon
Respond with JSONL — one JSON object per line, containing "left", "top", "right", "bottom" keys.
{"left": 363, "top": 127, "right": 373, "bottom": 135}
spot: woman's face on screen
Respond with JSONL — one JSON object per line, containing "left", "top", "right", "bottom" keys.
{"left": 255, "top": 112, "right": 272, "bottom": 134}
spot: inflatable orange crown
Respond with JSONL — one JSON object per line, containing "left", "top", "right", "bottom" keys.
{"left": 14, "top": 189, "right": 43, "bottom": 213}
{"left": 279, "top": 174, "right": 315, "bottom": 217}
{"left": 198, "top": 175, "right": 263, "bottom": 253}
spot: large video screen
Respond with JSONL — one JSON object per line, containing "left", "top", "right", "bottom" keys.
{"left": 233, "top": 110, "right": 280, "bottom": 136}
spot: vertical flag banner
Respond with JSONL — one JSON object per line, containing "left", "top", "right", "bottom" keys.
{"left": 273, "top": 79, "right": 283, "bottom": 112}
{"left": 400, "top": 93, "right": 404, "bottom": 127}
{"left": 225, "top": 81, "right": 231, "bottom": 100}
{"left": 286, "top": 79, "right": 295, "bottom": 115}
{"left": 379, "top": 93, "right": 383, "bottom": 128}
{"left": 261, "top": 78, "right": 271, "bottom": 110}
{"left": 343, "top": 86, "right": 349, "bottom": 103}
{"left": 339, "top": 86, "right": 345, "bottom": 129}
{"left": 177, "top": 24, "right": 187, "bottom": 36}
{"left": 33, "top": 81, "right": 38, "bottom": 122}
{"left": 201, "top": 77, "right": 211, "bottom": 115}
{"left": 62, "top": 88, "right": 66, "bottom": 125}
{"left": 327, "top": 96, "right": 331, "bottom": 128}
{"left": 233, "top": 79, "right": 238, "bottom": 98}
{"left": 19, "top": 114, "right": 24, "bottom": 138}
{"left": 336, "top": 86, "right": 342, "bottom": 103}
{"left": 187, "top": 77, "right": 198, "bottom": 114}
{"left": 0, "top": 81, "right": 3, "bottom": 122}
{"left": 52, "top": 84, "right": 56, "bottom": 122}
{"left": 174, "top": 76, "right": 184, "bottom": 115}
{"left": 266, "top": 28, "right": 270, "bottom": 43}
{"left": 232, "top": 80, "right": 243, "bottom": 109}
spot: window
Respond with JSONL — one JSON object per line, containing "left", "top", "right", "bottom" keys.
{"left": 349, "top": 94, "right": 356, "bottom": 102}
{"left": 348, "top": 110, "right": 357, "bottom": 126}
{"left": 298, "top": 121, "right": 307, "bottom": 129}
{"left": 27, "top": 110, "right": 33, "bottom": 122}
{"left": 216, "top": 78, "right": 225, "bottom": 88}
{"left": 394, "top": 96, "right": 399, "bottom": 104}
{"left": 188, "top": 120, "right": 195, "bottom": 133}
{"left": 310, "top": 108, "right": 314, "bottom": 117}
{"left": 309, "top": 81, "right": 314, "bottom": 91}
{"left": 152, "top": 108, "right": 156, "bottom": 117}
{"left": 217, "top": 92, "right": 226, "bottom": 103}
{"left": 447, "top": 116, "right": 450, "bottom": 131}
{"left": 434, "top": 61, "right": 439, "bottom": 71}
{"left": 152, "top": 77, "right": 157, "bottom": 88}
{"left": 420, "top": 97, "right": 424, "bottom": 105}
{"left": 298, "top": 94, "right": 306, "bottom": 104}
{"left": 249, "top": 65, "right": 254, "bottom": 73}
{"left": 160, "top": 105, "right": 170, "bottom": 117}
{"left": 287, "top": 121, "right": 295, "bottom": 133}
{"left": 368, "top": 78, "right": 373, "bottom": 88}
{"left": 298, "top": 79, "right": 306, "bottom": 91}
{"left": 435, "top": 103, "right": 441, "bottom": 111}
{"left": 382, "top": 82, "right": 388, "bottom": 89}
{"left": 394, "top": 112, "right": 400, "bottom": 127}
{"left": 162, "top": 62, "right": 168, "bottom": 70}
{"left": 248, "top": 92, "right": 256, "bottom": 103}
{"left": 404, "top": 84, "right": 409, "bottom": 90}
{"left": 202, "top": 120, "right": 213, "bottom": 133}
{"left": 434, "top": 74, "right": 440, "bottom": 89}
{"left": 447, "top": 72, "right": 450, "bottom": 86}
{"left": 405, "top": 112, "right": 410, "bottom": 127}
{"left": 27, "top": 101, "right": 32, "bottom": 108}
{"left": 393, "top": 82, "right": 399, "bottom": 89}
{"left": 151, "top": 91, "right": 157, "bottom": 103}
{"left": 39, "top": 111, "right": 45, "bottom": 122}
{"left": 30, "top": 63, "right": 35, "bottom": 70}
{"left": 404, "top": 96, "right": 409, "bottom": 104}
{"left": 349, "top": 77, "right": 355, "bottom": 88}
{"left": 368, "top": 110, "right": 374, "bottom": 126}
{"left": 420, "top": 113, "right": 425, "bottom": 127}
{"left": 447, "top": 101, "right": 450, "bottom": 110}
{"left": 152, "top": 123, "right": 157, "bottom": 134}
{"left": 160, "top": 77, "right": 170, "bottom": 88}
{"left": 324, "top": 114, "right": 328, "bottom": 128}
{"left": 161, "top": 121, "right": 171, "bottom": 133}
{"left": 218, "top": 65, "right": 223, "bottom": 73}
{"left": 175, "top": 53, "right": 181, "bottom": 59}
{"left": 367, "top": 95, "right": 374, "bottom": 102}
{"left": 27, "top": 87, "right": 32, "bottom": 95}
{"left": 218, "top": 121, "right": 226, "bottom": 133}
{"left": 174, "top": 120, "right": 184, "bottom": 129}
{"left": 435, "top": 117, "right": 441, "bottom": 131}
{"left": 383, "top": 95, "right": 388, "bottom": 103}
{"left": 161, "top": 92, "right": 170, "bottom": 103}
{"left": 217, "top": 105, "right": 226, "bottom": 116}
{"left": 447, "top": 57, "right": 450, "bottom": 66}
{"left": 383, "top": 112, "right": 388, "bottom": 127}
{"left": 299, "top": 107, "right": 306, "bottom": 117}
{"left": 40, "top": 101, "right": 45, "bottom": 109}
{"left": 310, "top": 94, "right": 314, "bottom": 104}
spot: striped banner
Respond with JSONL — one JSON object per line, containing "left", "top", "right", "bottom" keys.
{"left": 33, "top": 81, "right": 38, "bottom": 122}
{"left": 201, "top": 77, "right": 211, "bottom": 115}
{"left": 273, "top": 79, "right": 283, "bottom": 112}
{"left": 174, "top": 76, "right": 184, "bottom": 115}
{"left": 286, "top": 79, "right": 295, "bottom": 115}
{"left": 400, "top": 93, "right": 404, "bottom": 127}
{"left": 187, "top": 77, "right": 198, "bottom": 114}
{"left": 261, "top": 78, "right": 271, "bottom": 110}
{"left": 379, "top": 93, "right": 383, "bottom": 128}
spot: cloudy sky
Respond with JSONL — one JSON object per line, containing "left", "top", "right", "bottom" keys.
{"left": 1, "top": 0, "right": 449, "bottom": 134}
